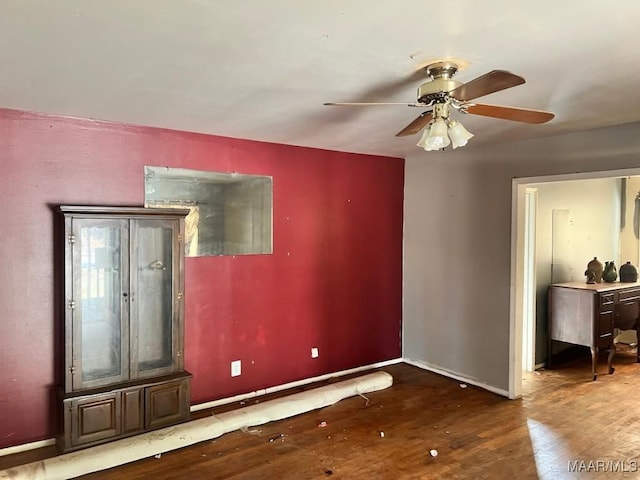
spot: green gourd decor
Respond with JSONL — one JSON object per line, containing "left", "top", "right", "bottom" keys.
{"left": 602, "top": 261, "right": 618, "bottom": 283}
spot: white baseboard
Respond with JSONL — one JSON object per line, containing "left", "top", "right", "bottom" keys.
{"left": 0, "top": 438, "right": 56, "bottom": 457}
{"left": 0, "top": 358, "right": 403, "bottom": 457}
{"left": 191, "top": 357, "right": 403, "bottom": 412}
{"left": 402, "top": 358, "right": 510, "bottom": 398}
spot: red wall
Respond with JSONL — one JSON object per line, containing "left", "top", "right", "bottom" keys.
{"left": 0, "top": 108, "right": 404, "bottom": 448}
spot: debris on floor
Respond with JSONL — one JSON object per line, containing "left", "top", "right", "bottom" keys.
{"left": 430, "top": 449, "right": 438, "bottom": 457}
{"left": 380, "top": 431, "right": 385, "bottom": 438}
{"left": 154, "top": 453, "right": 162, "bottom": 459}
{"left": 269, "top": 433, "right": 284, "bottom": 442}
{"left": 241, "top": 426, "right": 262, "bottom": 436}
{"left": 325, "top": 469, "right": 334, "bottom": 475}
{"left": 318, "top": 421, "right": 327, "bottom": 428}
{"left": 459, "top": 383, "right": 467, "bottom": 389}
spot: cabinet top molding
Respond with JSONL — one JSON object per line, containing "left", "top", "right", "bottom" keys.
{"left": 59, "top": 205, "right": 190, "bottom": 217}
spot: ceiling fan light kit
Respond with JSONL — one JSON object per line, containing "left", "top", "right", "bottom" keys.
{"left": 447, "top": 120, "right": 474, "bottom": 149}
{"left": 417, "top": 117, "right": 450, "bottom": 151}
{"left": 324, "top": 59, "right": 555, "bottom": 152}
{"left": 415, "top": 101, "right": 474, "bottom": 151}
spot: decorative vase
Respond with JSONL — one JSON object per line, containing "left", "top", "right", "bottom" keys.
{"left": 619, "top": 261, "right": 638, "bottom": 282}
{"left": 584, "top": 269, "right": 597, "bottom": 284}
{"left": 586, "top": 257, "right": 604, "bottom": 283}
{"left": 602, "top": 261, "right": 618, "bottom": 283}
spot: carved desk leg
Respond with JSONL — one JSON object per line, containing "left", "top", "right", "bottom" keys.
{"left": 607, "top": 345, "right": 615, "bottom": 375}
{"left": 590, "top": 346, "right": 598, "bottom": 381}
{"left": 637, "top": 323, "right": 640, "bottom": 363}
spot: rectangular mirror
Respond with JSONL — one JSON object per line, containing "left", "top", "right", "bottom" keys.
{"left": 144, "top": 166, "right": 273, "bottom": 257}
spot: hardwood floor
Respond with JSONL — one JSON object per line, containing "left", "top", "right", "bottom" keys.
{"left": 3, "top": 351, "right": 640, "bottom": 479}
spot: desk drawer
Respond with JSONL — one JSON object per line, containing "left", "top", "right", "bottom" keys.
{"left": 600, "top": 293, "right": 615, "bottom": 307}
{"left": 597, "top": 311, "right": 614, "bottom": 348}
{"left": 618, "top": 288, "right": 640, "bottom": 302}
{"left": 598, "top": 311, "right": 614, "bottom": 337}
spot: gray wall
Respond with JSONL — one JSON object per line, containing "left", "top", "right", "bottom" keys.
{"left": 403, "top": 121, "right": 640, "bottom": 391}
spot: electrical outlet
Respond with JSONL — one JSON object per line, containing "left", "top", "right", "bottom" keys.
{"left": 311, "top": 347, "right": 319, "bottom": 358}
{"left": 231, "top": 360, "right": 242, "bottom": 377}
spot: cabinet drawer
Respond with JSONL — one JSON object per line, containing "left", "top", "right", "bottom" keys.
{"left": 618, "top": 288, "right": 640, "bottom": 302}
{"left": 600, "top": 293, "right": 615, "bottom": 306}
{"left": 145, "top": 378, "right": 190, "bottom": 430}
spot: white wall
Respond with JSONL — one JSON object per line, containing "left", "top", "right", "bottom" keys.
{"left": 534, "top": 178, "right": 621, "bottom": 284}
{"left": 403, "top": 121, "right": 640, "bottom": 392}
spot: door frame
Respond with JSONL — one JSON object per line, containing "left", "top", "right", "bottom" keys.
{"left": 509, "top": 167, "right": 640, "bottom": 398}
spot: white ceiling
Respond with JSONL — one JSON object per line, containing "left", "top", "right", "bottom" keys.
{"left": 2, "top": 1, "right": 640, "bottom": 158}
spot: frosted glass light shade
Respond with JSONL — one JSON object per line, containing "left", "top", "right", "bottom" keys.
{"left": 418, "top": 119, "right": 450, "bottom": 151}
{"left": 448, "top": 121, "right": 474, "bottom": 149}
{"left": 416, "top": 127, "right": 431, "bottom": 149}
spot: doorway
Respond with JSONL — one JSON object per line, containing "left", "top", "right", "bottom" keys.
{"left": 510, "top": 168, "right": 640, "bottom": 398}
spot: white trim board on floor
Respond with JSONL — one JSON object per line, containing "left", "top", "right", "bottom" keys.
{"left": 191, "top": 357, "right": 403, "bottom": 412}
{"left": 0, "top": 439, "right": 56, "bottom": 458}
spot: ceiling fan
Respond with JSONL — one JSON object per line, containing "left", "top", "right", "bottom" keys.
{"left": 324, "top": 61, "right": 555, "bottom": 151}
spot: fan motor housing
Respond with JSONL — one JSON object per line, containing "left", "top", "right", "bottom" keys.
{"left": 417, "top": 78, "right": 462, "bottom": 105}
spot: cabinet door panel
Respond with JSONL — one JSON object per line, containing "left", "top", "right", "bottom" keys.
{"left": 71, "top": 393, "right": 121, "bottom": 446}
{"left": 145, "top": 379, "right": 189, "bottom": 429}
{"left": 122, "top": 388, "right": 144, "bottom": 434}
{"left": 72, "top": 219, "right": 129, "bottom": 390}
{"left": 131, "top": 219, "right": 181, "bottom": 378}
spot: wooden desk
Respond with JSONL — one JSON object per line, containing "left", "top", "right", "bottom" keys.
{"left": 548, "top": 281, "right": 640, "bottom": 380}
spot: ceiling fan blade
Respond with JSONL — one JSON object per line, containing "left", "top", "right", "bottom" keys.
{"left": 449, "top": 70, "right": 525, "bottom": 101}
{"left": 466, "top": 103, "right": 555, "bottom": 124}
{"left": 324, "top": 102, "right": 425, "bottom": 107}
{"left": 395, "top": 111, "right": 433, "bottom": 137}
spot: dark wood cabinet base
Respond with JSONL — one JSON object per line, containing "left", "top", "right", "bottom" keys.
{"left": 58, "top": 372, "right": 191, "bottom": 452}
{"left": 548, "top": 282, "right": 640, "bottom": 380}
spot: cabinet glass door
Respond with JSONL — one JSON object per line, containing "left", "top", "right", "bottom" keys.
{"left": 72, "top": 219, "right": 129, "bottom": 390}
{"left": 131, "top": 219, "right": 178, "bottom": 378}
